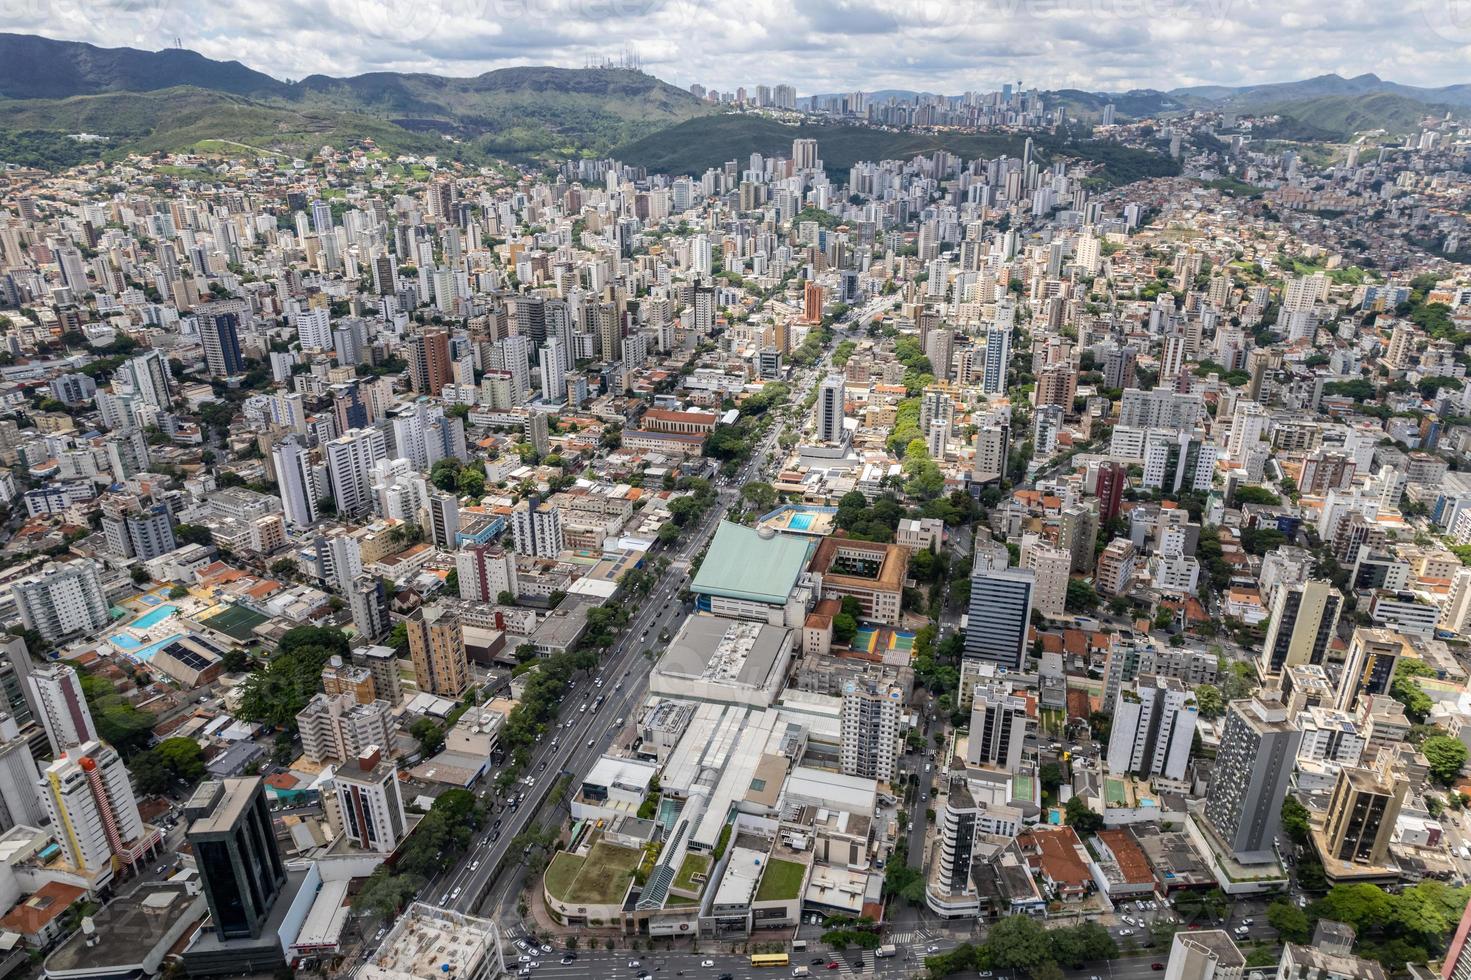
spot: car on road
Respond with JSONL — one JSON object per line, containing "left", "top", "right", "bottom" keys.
{"left": 470, "top": 861, "right": 479, "bottom": 871}
{"left": 627, "top": 961, "right": 639, "bottom": 969}
{"left": 1152, "top": 964, "right": 1165, "bottom": 971}
{"left": 1242, "top": 918, "right": 1254, "bottom": 926}
{"left": 517, "top": 956, "right": 531, "bottom": 964}
{"left": 561, "top": 956, "right": 575, "bottom": 965}
{"left": 702, "top": 961, "right": 715, "bottom": 968}
{"left": 1119, "top": 929, "right": 1134, "bottom": 937}
{"left": 540, "top": 945, "right": 551, "bottom": 954}
{"left": 514, "top": 940, "right": 528, "bottom": 952}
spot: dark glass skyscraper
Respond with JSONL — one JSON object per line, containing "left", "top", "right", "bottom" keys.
{"left": 185, "top": 777, "right": 285, "bottom": 940}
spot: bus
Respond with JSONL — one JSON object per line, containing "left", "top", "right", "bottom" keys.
{"left": 750, "top": 953, "right": 790, "bottom": 968}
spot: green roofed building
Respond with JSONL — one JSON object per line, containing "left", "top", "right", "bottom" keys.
{"left": 690, "top": 522, "right": 814, "bottom": 626}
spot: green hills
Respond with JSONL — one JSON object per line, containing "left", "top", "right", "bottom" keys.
{"left": 611, "top": 114, "right": 1180, "bottom": 186}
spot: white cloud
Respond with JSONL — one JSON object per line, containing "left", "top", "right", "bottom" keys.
{"left": 1, "top": 0, "right": 1466, "bottom": 94}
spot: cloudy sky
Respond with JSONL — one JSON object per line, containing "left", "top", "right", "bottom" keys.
{"left": 6, "top": 0, "right": 1471, "bottom": 94}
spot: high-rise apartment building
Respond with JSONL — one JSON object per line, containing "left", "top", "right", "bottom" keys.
{"left": 1259, "top": 581, "right": 1343, "bottom": 677}
{"left": 839, "top": 676, "right": 902, "bottom": 783}
{"left": 510, "top": 499, "right": 563, "bottom": 558}
{"left": 1204, "top": 698, "right": 1301, "bottom": 863}
{"left": 296, "top": 693, "right": 394, "bottom": 765}
{"left": 1336, "top": 627, "right": 1403, "bottom": 712}
{"left": 272, "top": 437, "right": 319, "bottom": 528}
{"left": 40, "top": 740, "right": 158, "bottom": 884}
{"left": 456, "top": 544, "right": 518, "bottom": 602}
{"left": 816, "top": 374, "right": 846, "bottom": 444}
{"left": 348, "top": 575, "right": 390, "bottom": 642}
{"left": 407, "top": 329, "right": 452, "bottom": 394}
{"left": 30, "top": 663, "right": 97, "bottom": 756}
{"left": 330, "top": 746, "right": 407, "bottom": 854}
{"left": 406, "top": 605, "right": 469, "bottom": 697}
{"left": 966, "top": 684, "right": 1027, "bottom": 771}
{"left": 324, "top": 427, "right": 388, "bottom": 518}
{"left": 196, "top": 301, "right": 246, "bottom": 378}
{"left": 13, "top": 560, "right": 109, "bottom": 647}
{"left": 0, "top": 713, "right": 43, "bottom": 831}
{"left": 1106, "top": 675, "right": 1198, "bottom": 783}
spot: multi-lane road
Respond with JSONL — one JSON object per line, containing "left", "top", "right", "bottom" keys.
{"left": 421, "top": 340, "right": 821, "bottom": 920}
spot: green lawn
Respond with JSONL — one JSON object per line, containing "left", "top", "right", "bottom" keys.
{"left": 565, "top": 841, "right": 642, "bottom": 904}
{"left": 754, "top": 858, "right": 806, "bottom": 902}
{"left": 673, "top": 853, "right": 711, "bottom": 892}
{"left": 543, "top": 852, "right": 585, "bottom": 901}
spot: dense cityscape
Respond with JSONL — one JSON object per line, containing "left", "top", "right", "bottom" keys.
{"left": 1, "top": 25, "right": 1471, "bottom": 980}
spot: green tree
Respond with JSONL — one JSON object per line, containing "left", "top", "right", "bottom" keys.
{"left": 457, "top": 467, "right": 485, "bottom": 499}
{"left": 1281, "top": 794, "right": 1311, "bottom": 845}
{"left": 985, "top": 915, "right": 1054, "bottom": 972}
{"left": 1065, "top": 579, "right": 1098, "bottom": 613}
{"left": 833, "top": 613, "right": 858, "bottom": 645}
{"left": 739, "top": 481, "right": 778, "bottom": 511}
{"left": 1422, "top": 736, "right": 1468, "bottom": 785}
{"left": 155, "top": 737, "right": 206, "bottom": 785}
{"left": 1194, "top": 684, "right": 1224, "bottom": 719}
{"left": 410, "top": 717, "right": 444, "bottom": 756}
{"left": 1064, "top": 796, "right": 1103, "bottom": 834}
{"left": 1267, "top": 899, "right": 1311, "bottom": 943}
{"left": 1039, "top": 762, "right": 1064, "bottom": 795}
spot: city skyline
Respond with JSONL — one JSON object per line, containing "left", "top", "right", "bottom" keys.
{"left": 4, "top": 0, "right": 1470, "bottom": 96}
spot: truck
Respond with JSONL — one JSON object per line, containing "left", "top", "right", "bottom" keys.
{"left": 876, "top": 945, "right": 898, "bottom": 958}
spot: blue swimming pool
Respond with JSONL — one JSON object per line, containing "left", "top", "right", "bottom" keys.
{"left": 789, "top": 513, "right": 815, "bottom": 531}
{"left": 125, "top": 633, "right": 184, "bottom": 663}
{"left": 131, "top": 604, "right": 178, "bottom": 630}
{"left": 112, "top": 635, "right": 142, "bottom": 651}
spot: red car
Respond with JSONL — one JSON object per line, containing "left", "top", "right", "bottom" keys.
{"left": 827, "top": 964, "right": 839, "bottom": 971}
{"left": 1152, "top": 964, "right": 1165, "bottom": 971}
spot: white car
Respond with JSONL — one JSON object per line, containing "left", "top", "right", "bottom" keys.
{"left": 702, "top": 961, "right": 714, "bottom": 968}
{"left": 540, "top": 946, "right": 551, "bottom": 954}
{"left": 1119, "top": 929, "right": 1135, "bottom": 937}
{"left": 515, "top": 940, "right": 529, "bottom": 952}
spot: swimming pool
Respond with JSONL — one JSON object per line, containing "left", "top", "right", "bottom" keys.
{"left": 131, "top": 604, "right": 179, "bottom": 630}
{"left": 123, "top": 633, "right": 184, "bottom": 663}
{"left": 112, "top": 635, "right": 143, "bottom": 651}
{"left": 788, "top": 513, "right": 815, "bottom": 531}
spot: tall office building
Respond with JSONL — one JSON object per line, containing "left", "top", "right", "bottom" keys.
{"left": 407, "top": 330, "right": 452, "bottom": 394}
{"left": 196, "top": 301, "right": 246, "bottom": 378}
{"left": 324, "top": 427, "right": 388, "bottom": 518}
{"left": 13, "top": 560, "right": 109, "bottom": 647}
{"left": 405, "top": 605, "right": 470, "bottom": 697}
{"left": 966, "top": 684, "right": 1027, "bottom": 771}
{"left": 272, "top": 437, "right": 319, "bottom": 528}
{"left": 30, "top": 663, "right": 97, "bottom": 756}
{"left": 185, "top": 777, "right": 286, "bottom": 941}
{"left": 456, "top": 544, "right": 518, "bottom": 602}
{"left": 963, "top": 559, "right": 1034, "bottom": 670}
{"left": 1321, "top": 760, "right": 1406, "bottom": 868}
{"left": 803, "top": 281, "right": 825, "bottom": 323}
{"left": 1336, "top": 628, "right": 1403, "bottom": 712}
{"left": 40, "top": 740, "right": 157, "bottom": 883}
{"left": 330, "top": 746, "right": 407, "bottom": 854}
{"left": 1106, "top": 675, "right": 1198, "bottom": 782}
{"left": 839, "top": 676, "right": 902, "bottom": 783}
{"left": 1258, "top": 581, "right": 1343, "bottom": 677}
{"left": 816, "top": 374, "right": 847, "bottom": 444}
{"left": 1204, "top": 697, "right": 1301, "bottom": 863}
